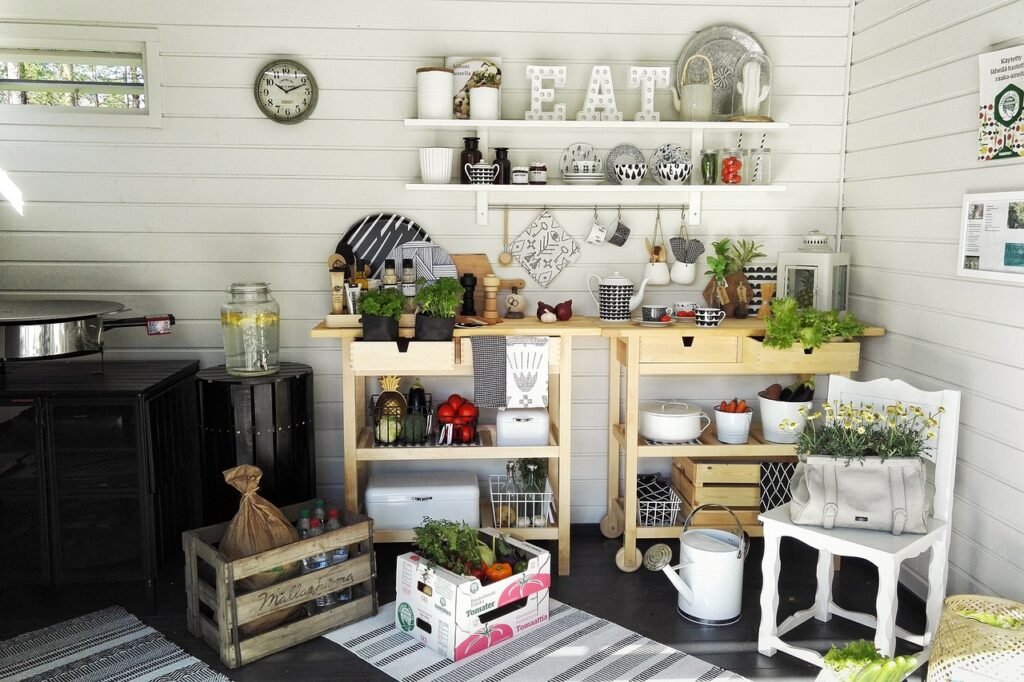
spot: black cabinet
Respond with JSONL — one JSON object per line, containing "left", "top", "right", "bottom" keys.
{"left": 0, "top": 360, "right": 200, "bottom": 599}
{"left": 197, "top": 363, "right": 316, "bottom": 524}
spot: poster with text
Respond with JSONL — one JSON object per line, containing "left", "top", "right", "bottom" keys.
{"left": 958, "top": 191, "right": 1024, "bottom": 284}
{"left": 978, "top": 45, "right": 1024, "bottom": 161}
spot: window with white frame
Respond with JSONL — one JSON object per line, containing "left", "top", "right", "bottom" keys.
{"left": 0, "top": 24, "right": 161, "bottom": 126}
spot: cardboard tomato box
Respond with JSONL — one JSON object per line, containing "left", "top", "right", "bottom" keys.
{"left": 394, "top": 530, "right": 550, "bottom": 661}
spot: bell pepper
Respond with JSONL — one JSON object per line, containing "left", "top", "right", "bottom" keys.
{"left": 485, "top": 562, "right": 513, "bottom": 582}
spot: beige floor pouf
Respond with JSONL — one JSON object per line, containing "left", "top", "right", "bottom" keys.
{"left": 928, "top": 595, "right": 1024, "bottom": 681}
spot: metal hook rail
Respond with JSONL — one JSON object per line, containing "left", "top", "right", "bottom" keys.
{"left": 496, "top": 204, "right": 688, "bottom": 212}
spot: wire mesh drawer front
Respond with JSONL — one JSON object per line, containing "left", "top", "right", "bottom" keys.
{"left": 488, "top": 475, "right": 555, "bottom": 529}
{"left": 760, "top": 461, "right": 796, "bottom": 513}
{"left": 637, "top": 474, "right": 682, "bottom": 527}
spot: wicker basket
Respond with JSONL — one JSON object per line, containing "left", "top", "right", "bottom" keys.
{"left": 928, "top": 595, "right": 1024, "bottom": 681}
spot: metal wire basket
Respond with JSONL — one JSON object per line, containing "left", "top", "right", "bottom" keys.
{"left": 637, "top": 482, "right": 683, "bottom": 527}
{"left": 488, "top": 474, "right": 555, "bottom": 529}
{"left": 367, "top": 393, "right": 433, "bottom": 447}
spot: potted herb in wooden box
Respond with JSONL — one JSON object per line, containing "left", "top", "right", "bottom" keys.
{"left": 359, "top": 288, "right": 405, "bottom": 341}
{"left": 762, "top": 297, "right": 865, "bottom": 354}
{"left": 414, "top": 277, "right": 464, "bottom": 341}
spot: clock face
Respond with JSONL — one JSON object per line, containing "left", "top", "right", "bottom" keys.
{"left": 254, "top": 59, "right": 317, "bottom": 124}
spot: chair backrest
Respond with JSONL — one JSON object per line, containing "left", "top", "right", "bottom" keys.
{"left": 825, "top": 376, "right": 961, "bottom": 523}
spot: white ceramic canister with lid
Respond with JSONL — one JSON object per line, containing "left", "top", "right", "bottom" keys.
{"left": 417, "top": 67, "right": 454, "bottom": 119}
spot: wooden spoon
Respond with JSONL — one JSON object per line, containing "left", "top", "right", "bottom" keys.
{"left": 498, "top": 205, "right": 513, "bottom": 266}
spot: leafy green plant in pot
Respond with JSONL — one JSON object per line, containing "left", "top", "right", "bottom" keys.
{"left": 414, "top": 277, "right": 464, "bottom": 341}
{"left": 763, "top": 296, "right": 865, "bottom": 354}
{"left": 358, "top": 288, "right": 404, "bottom": 341}
{"left": 702, "top": 238, "right": 765, "bottom": 317}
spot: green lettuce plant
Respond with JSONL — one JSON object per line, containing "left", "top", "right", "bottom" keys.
{"left": 822, "top": 640, "right": 918, "bottom": 681}
{"left": 358, "top": 288, "right": 404, "bottom": 320}
{"left": 763, "top": 297, "right": 865, "bottom": 351}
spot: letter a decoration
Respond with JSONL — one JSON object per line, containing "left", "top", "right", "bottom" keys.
{"left": 577, "top": 65, "right": 622, "bottom": 121}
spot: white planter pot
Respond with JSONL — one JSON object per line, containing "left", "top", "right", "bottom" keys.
{"left": 469, "top": 86, "right": 499, "bottom": 120}
{"left": 419, "top": 147, "right": 453, "bottom": 184}
{"left": 758, "top": 394, "right": 813, "bottom": 444}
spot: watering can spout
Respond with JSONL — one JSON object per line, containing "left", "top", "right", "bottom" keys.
{"left": 661, "top": 565, "right": 695, "bottom": 603}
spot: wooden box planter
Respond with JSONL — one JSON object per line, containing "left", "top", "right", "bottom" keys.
{"left": 742, "top": 337, "right": 862, "bottom": 374}
{"left": 183, "top": 502, "right": 377, "bottom": 669}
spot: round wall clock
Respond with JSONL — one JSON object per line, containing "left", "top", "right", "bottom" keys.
{"left": 254, "top": 59, "right": 318, "bottom": 124}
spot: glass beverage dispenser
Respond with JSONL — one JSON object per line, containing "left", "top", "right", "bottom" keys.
{"left": 776, "top": 230, "right": 850, "bottom": 311}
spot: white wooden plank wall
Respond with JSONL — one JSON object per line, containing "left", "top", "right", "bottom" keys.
{"left": 846, "top": 0, "right": 1024, "bottom": 600}
{"left": 0, "top": 0, "right": 852, "bottom": 524}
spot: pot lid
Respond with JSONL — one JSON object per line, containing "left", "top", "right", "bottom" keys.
{"left": 0, "top": 299, "right": 125, "bottom": 324}
{"left": 639, "top": 400, "right": 703, "bottom": 417}
{"left": 598, "top": 271, "right": 634, "bottom": 286}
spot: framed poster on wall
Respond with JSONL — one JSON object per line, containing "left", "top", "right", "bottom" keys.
{"left": 978, "top": 45, "right": 1024, "bottom": 161}
{"left": 958, "top": 191, "right": 1024, "bottom": 283}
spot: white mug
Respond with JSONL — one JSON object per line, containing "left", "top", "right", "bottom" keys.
{"left": 694, "top": 307, "right": 726, "bottom": 327}
{"left": 420, "top": 147, "right": 453, "bottom": 184}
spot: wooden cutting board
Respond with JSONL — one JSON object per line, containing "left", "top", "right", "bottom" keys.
{"left": 451, "top": 253, "right": 524, "bottom": 320}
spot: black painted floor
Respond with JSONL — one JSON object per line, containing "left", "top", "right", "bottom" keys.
{"left": 0, "top": 529, "right": 927, "bottom": 681}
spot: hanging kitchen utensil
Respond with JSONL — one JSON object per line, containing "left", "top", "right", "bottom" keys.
{"left": 498, "top": 205, "right": 513, "bottom": 265}
{"left": 508, "top": 209, "right": 581, "bottom": 288}
{"left": 643, "top": 209, "right": 671, "bottom": 285}
{"left": 669, "top": 206, "right": 689, "bottom": 262}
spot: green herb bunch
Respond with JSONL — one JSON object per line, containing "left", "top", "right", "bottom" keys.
{"left": 763, "top": 297, "right": 865, "bottom": 351}
{"left": 704, "top": 238, "right": 765, "bottom": 282}
{"left": 412, "top": 517, "right": 484, "bottom": 573}
{"left": 358, "top": 288, "right": 404, "bottom": 320}
{"left": 784, "top": 400, "right": 944, "bottom": 463}
{"left": 415, "top": 277, "right": 464, "bottom": 318}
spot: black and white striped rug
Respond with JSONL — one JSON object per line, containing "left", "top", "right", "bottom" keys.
{"left": 0, "top": 606, "right": 229, "bottom": 682}
{"left": 324, "top": 600, "right": 747, "bottom": 681}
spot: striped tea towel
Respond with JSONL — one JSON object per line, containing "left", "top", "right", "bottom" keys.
{"left": 506, "top": 336, "right": 548, "bottom": 408}
{"left": 471, "top": 337, "right": 507, "bottom": 408}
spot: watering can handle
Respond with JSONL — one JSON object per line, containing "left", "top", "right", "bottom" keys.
{"left": 681, "top": 54, "right": 714, "bottom": 87}
{"left": 682, "top": 503, "right": 749, "bottom": 559}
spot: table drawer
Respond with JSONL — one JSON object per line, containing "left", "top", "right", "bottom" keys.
{"left": 639, "top": 336, "right": 739, "bottom": 364}
{"left": 349, "top": 341, "right": 456, "bottom": 374}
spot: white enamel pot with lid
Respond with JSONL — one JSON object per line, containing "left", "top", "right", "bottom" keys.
{"left": 638, "top": 400, "right": 710, "bottom": 443}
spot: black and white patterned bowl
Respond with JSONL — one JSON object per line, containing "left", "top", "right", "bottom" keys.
{"left": 614, "top": 163, "right": 647, "bottom": 185}
{"left": 656, "top": 162, "right": 692, "bottom": 184}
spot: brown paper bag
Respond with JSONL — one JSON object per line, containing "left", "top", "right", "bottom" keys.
{"left": 219, "top": 465, "right": 303, "bottom": 635}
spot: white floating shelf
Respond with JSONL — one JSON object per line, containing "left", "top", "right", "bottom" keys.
{"left": 404, "top": 119, "right": 789, "bottom": 131}
{"left": 406, "top": 183, "right": 786, "bottom": 225}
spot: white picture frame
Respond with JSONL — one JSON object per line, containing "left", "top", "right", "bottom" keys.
{"left": 957, "top": 191, "right": 1024, "bottom": 284}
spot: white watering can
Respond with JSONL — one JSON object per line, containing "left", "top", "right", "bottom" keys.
{"left": 587, "top": 271, "right": 650, "bottom": 322}
{"left": 643, "top": 504, "right": 749, "bottom": 625}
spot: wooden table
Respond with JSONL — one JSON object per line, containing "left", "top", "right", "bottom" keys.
{"left": 599, "top": 319, "right": 884, "bottom": 572}
{"left": 312, "top": 317, "right": 601, "bottom": 575}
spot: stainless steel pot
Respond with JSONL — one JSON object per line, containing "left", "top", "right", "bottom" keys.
{"left": 0, "top": 299, "right": 174, "bottom": 362}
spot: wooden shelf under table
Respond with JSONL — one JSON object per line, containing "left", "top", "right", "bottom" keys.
{"left": 612, "top": 422, "right": 797, "bottom": 459}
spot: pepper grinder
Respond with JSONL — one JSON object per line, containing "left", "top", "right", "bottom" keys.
{"left": 459, "top": 273, "right": 477, "bottom": 315}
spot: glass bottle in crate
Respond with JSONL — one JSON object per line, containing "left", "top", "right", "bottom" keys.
{"left": 325, "top": 508, "right": 352, "bottom": 603}
{"left": 221, "top": 282, "right": 279, "bottom": 377}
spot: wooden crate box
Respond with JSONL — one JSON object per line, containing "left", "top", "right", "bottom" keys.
{"left": 183, "top": 501, "right": 377, "bottom": 669}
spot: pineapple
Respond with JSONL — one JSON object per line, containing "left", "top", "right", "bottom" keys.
{"left": 374, "top": 376, "right": 407, "bottom": 445}
{"left": 375, "top": 375, "right": 407, "bottom": 417}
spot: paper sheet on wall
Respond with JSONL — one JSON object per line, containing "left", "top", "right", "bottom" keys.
{"left": 959, "top": 192, "right": 1024, "bottom": 282}
{"left": 978, "top": 45, "right": 1024, "bottom": 161}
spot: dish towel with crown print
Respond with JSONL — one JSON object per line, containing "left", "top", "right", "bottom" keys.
{"left": 506, "top": 336, "right": 548, "bottom": 408}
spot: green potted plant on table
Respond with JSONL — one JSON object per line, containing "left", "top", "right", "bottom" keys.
{"left": 702, "top": 238, "right": 765, "bottom": 317}
{"left": 763, "top": 297, "right": 865, "bottom": 354}
{"left": 358, "top": 288, "right": 404, "bottom": 342}
{"left": 414, "top": 277, "right": 464, "bottom": 341}
{"left": 786, "top": 393, "right": 944, "bottom": 535}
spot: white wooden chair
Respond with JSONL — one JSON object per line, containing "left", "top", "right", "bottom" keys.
{"left": 757, "top": 376, "right": 961, "bottom": 673}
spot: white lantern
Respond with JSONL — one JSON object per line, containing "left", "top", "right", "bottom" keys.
{"left": 776, "top": 230, "right": 851, "bottom": 312}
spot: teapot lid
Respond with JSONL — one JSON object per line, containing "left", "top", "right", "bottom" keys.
{"left": 599, "top": 271, "right": 633, "bottom": 286}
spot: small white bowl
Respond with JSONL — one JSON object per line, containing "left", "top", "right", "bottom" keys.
{"left": 656, "top": 162, "right": 692, "bottom": 184}
{"left": 614, "top": 163, "right": 647, "bottom": 185}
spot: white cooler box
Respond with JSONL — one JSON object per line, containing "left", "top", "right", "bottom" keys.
{"left": 496, "top": 408, "right": 550, "bottom": 447}
{"left": 365, "top": 471, "right": 480, "bottom": 529}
